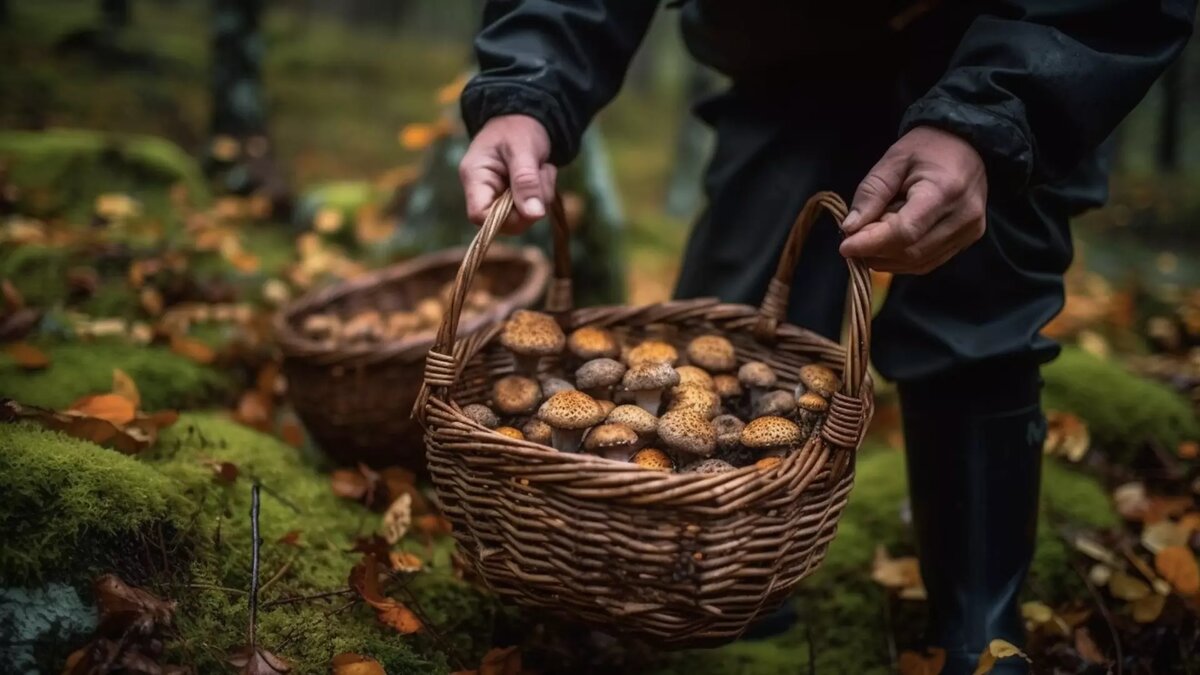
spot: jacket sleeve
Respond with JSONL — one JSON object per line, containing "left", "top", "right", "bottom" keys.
{"left": 900, "top": 1, "right": 1196, "bottom": 195}
{"left": 461, "top": 1, "right": 659, "bottom": 166}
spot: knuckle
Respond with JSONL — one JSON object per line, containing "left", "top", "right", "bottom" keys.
{"left": 858, "top": 173, "right": 892, "bottom": 198}
{"left": 510, "top": 170, "right": 541, "bottom": 191}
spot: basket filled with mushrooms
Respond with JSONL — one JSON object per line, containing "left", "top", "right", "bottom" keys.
{"left": 275, "top": 244, "right": 549, "bottom": 468}
{"left": 415, "top": 190, "right": 873, "bottom": 647}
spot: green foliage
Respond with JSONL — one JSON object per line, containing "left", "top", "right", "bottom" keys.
{"left": 0, "top": 339, "right": 234, "bottom": 410}
{"left": 0, "top": 243, "right": 71, "bottom": 308}
{"left": 1043, "top": 347, "right": 1199, "bottom": 461}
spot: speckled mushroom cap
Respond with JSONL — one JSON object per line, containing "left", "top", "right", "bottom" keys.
{"left": 500, "top": 310, "right": 566, "bottom": 357}
{"left": 461, "top": 403, "right": 499, "bottom": 429}
{"left": 668, "top": 384, "right": 721, "bottom": 420}
{"left": 583, "top": 423, "right": 639, "bottom": 452}
{"left": 539, "top": 377, "right": 576, "bottom": 398}
{"left": 684, "top": 458, "right": 737, "bottom": 474}
{"left": 797, "top": 391, "right": 830, "bottom": 413}
{"left": 631, "top": 448, "right": 674, "bottom": 472}
{"left": 495, "top": 426, "right": 525, "bottom": 440}
{"left": 798, "top": 364, "right": 840, "bottom": 398}
{"left": 522, "top": 418, "right": 553, "bottom": 445}
{"left": 597, "top": 399, "right": 617, "bottom": 417}
{"left": 738, "top": 361, "right": 777, "bottom": 390}
{"left": 675, "top": 365, "right": 715, "bottom": 391}
{"left": 685, "top": 335, "right": 737, "bottom": 373}
{"left": 606, "top": 404, "right": 658, "bottom": 435}
{"left": 622, "top": 361, "right": 680, "bottom": 392}
{"left": 575, "top": 358, "right": 627, "bottom": 390}
{"left": 626, "top": 340, "right": 680, "bottom": 367}
{"left": 754, "top": 390, "right": 797, "bottom": 418}
{"left": 537, "top": 390, "right": 607, "bottom": 430}
{"left": 492, "top": 375, "right": 542, "bottom": 416}
{"left": 657, "top": 409, "right": 716, "bottom": 457}
{"left": 713, "top": 374, "right": 743, "bottom": 400}
{"left": 712, "top": 414, "right": 746, "bottom": 450}
{"left": 567, "top": 326, "right": 620, "bottom": 360}
{"left": 740, "top": 416, "right": 803, "bottom": 450}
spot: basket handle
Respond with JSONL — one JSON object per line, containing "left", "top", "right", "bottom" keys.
{"left": 754, "top": 192, "right": 872, "bottom": 399}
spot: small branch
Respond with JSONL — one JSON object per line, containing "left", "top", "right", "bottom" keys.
{"left": 258, "top": 550, "right": 299, "bottom": 596}
{"left": 186, "top": 582, "right": 247, "bottom": 595}
{"left": 253, "top": 477, "right": 303, "bottom": 514}
{"left": 1070, "top": 559, "right": 1123, "bottom": 675}
{"left": 260, "top": 588, "right": 353, "bottom": 609}
{"left": 248, "top": 481, "right": 262, "bottom": 649}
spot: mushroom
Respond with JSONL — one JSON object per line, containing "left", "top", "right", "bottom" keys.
{"left": 575, "top": 358, "right": 626, "bottom": 400}
{"left": 537, "top": 390, "right": 607, "bottom": 453}
{"left": 657, "top": 409, "right": 716, "bottom": 460}
{"left": 798, "top": 364, "right": 840, "bottom": 398}
{"left": 631, "top": 448, "right": 674, "bottom": 472}
{"left": 683, "top": 458, "right": 737, "bottom": 474}
{"left": 500, "top": 310, "right": 566, "bottom": 376}
{"left": 466, "top": 288, "right": 494, "bottom": 312}
{"left": 738, "top": 361, "right": 777, "bottom": 411}
{"left": 685, "top": 335, "right": 737, "bottom": 373}
{"left": 713, "top": 374, "right": 743, "bottom": 402}
{"left": 415, "top": 298, "right": 444, "bottom": 329}
{"left": 626, "top": 340, "right": 679, "bottom": 367}
{"left": 343, "top": 311, "right": 385, "bottom": 345}
{"left": 740, "top": 416, "right": 803, "bottom": 458}
{"left": 755, "top": 456, "right": 783, "bottom": 471}
{"left": 621, "top": 361, "right": 680, "bottom": 415}
{"left": 495, "top": 426, "right": 525, "bottom": 440}
{"left": 491, "top": 375, "right": 542, "bottom": 416}
{"left": 302, "top": 314, "right": 341, "bottom": 343}
{"left": 583, "top": 423, "right": 640, "bottom": 461}
{"left": 796, "top": 392, "right": 830, "bottom": 435}
{"left": 754, "top": 390, "right": 797, "bottom": 419}
{"left": 386, "top": 311, "right": 421, "bottom": 339}
{"left": 597, "top": 399, "right": 617, "bottom": 417}
{"left": 712, "top": 414, "right": 746, "bottom": 451}
{"left": 606, "top": 404, "right": 658, "bottom": 442}
{"left": 675, "top": 365, "right": 715, "bottom": 391}
{"left": 522, "top": 418, "right": 553, "bottom": 446}
{"left": 461, "top": 403, "right": 499, "bottom": 429}
{"left": 539, "top": 376, "right": 576, "bottom": 398}
{"left": 567, "top": 325, "right": 620, "bottom": 361}
{"left": 667, "top": 384, "right": 720, "bottom": 420}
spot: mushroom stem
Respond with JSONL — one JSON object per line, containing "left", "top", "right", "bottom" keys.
{"left": 749, "top": 387, "right": 765, "bottom": 412}
{"left": 551, "top": 427, "right": 586, "bottom": 453}
{"left": 633, "top": 389, "right": 663, "bottom": 416}
{"left": 513, "top": 354, "right": 543, "bottom": 378}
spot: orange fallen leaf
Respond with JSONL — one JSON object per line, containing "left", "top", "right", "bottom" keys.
{"left": 972, "top": 639, "right": 1030, "bottom": 675}
{"left": 331, "top": 652, "right": 386, "bottom": 675}
{"left": 399, "top": 123, "right": 437, "bottom": 150}
{"left": 414, "top": 514, "right": 453, "bottom": 537}
{"left": 235, "top": 390, "right": 272, "bottom": 432}
{"left": 1178, "top": 440, "right": 1199, "bottom": 460}
{"left": 389, "top": 551, "right": 423, "bottom": 573}
{"left": 451, "top": 646, "right": 524, "bottom": 675}
{"left": 68, "top": 393, "right": 136, "bottom": 426}
{"left": 5, "top": 341, "right": 49, "bottom": 370}
{"left": 1156, "top": 545, "right": 1200, "bottom": 595}
{"left": 170, "top": 334, "right": 216, "bottom": 364}
{"left": 1074, "top": 627, "right": 1106, "bottom": 665}
{"left": 348, "top": 554, "right": 423, "bottom": 635}
{"left": 111, "top": 368, "right": 140, "bottom": 409}
{"left": 331, "top": 468, "right": 370, "bottom": 502}
{"left": 898, "top": 647, "right": 946, "bottom": 675}
{"left": 1178, "top": 512, "right": 1200, "bottom": 535}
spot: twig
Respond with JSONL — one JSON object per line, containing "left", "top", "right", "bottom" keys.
{"left": 1070, "top": 559, "right": 1123, "bottom": 675}
{"left": 252, "top": 477, "right": 303, "bottom": 514}
{"left": 260, "top": 588, "right": 354, "bottom": 609}
{"left": 248, "top": 481, "right": 262, "bottom": 649}
{"left": 186, "top": 582, "right": 248, "bottom": 595}
{"left": 258, "top": 550, "right": 299, "bottom": 596}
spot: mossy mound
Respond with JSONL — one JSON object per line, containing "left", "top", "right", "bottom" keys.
{"left": 0, "top": 243, "right": 72, "bottom": 309}
{"left": 1043, "top": 347, "right": 1199, "bottom": 461}
{"left": 0, "top": 339, "right": 234, "bottom": 410}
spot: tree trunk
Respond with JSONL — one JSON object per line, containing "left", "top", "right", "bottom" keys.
{"left": 1157, "top": 60, "right": 1183, "bottom": 171}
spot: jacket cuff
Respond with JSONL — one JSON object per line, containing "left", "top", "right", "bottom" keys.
{"left": 899, "top": 95, "right": 1034, "bottom": 197}
{"left": 460, "top": 80, "right": 579, "bottom": 166}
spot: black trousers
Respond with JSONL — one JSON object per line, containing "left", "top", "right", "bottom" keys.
{"left": 673, "top": 82, "right": 1094, "bottom": 382}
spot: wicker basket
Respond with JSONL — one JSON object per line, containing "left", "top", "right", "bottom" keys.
{"left": 415, "top": 191, "right": 873, "bottom": 647}
{"left": 276, "top": 244, "right": 550, "bottom": 468}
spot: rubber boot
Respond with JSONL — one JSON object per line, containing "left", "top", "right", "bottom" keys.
{"left": 899, "top": 362, "right": 1044, "bottom": 675}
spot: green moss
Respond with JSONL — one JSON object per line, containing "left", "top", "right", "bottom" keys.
{"left": 0, "top": 339, "right": 234, "bottom": 410}
{"left": 1043, "top": 347, "right": 1199, "bottom": 461}
{"left": 0, "top": 243, "right": 71, "bottom": 308}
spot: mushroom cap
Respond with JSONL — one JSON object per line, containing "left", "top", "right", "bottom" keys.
{"left": 461, "top": 403, "right": 499, "bottom": 429}
{"left": 713, "top": 374, "right": 743, "bottom": 400}
{"left": 597, "top": 399, "right": 617, "bottom": 417}
{"left": 741, "top": 416, "right": 803, "bottom": 449}
{"left": 668, "top": 384, "right": 720, "bottom": 420}
{"left": 797, "top": 391, "right": 830, "bottom": 413}
{"left": 799, "top": 364, "right": 840, "bottom": 398}
{"left": 738, "top": 361, "right": 777, "bottom": 389}
{"left": 567, "top": 326, "right": 620, "bottom": 360}
{"left": 631, "top": 448, "right": 674, "bottom": 472}
{"left": 302, "top": 314, "right": 340, "bottom": 339}
{"left": 386, "top": 311, "right": 421, "bottom": 338}
{"left": 754, "top": 390, "right": 797, "bottom": 418}
{"left": 675, "top": 365, "right": 715, "bottom": 391}
{"left": 621, "top": 361, "right": 680, "bottom": 393}
{"left": 537, "top": 390, "right": 606, "bottom": 430}
{"left": 712, "top": 414, "right": 746, "bottom": 450}
{"left": 415, "top": 298, "right": 444, "bottom": 328}
{"left": 657, "top": 410, "right": 716, "bottom": 457}
{"left": 343, "top": 311, "right": 384, "bottom": 342}
{"left": 755, "top": 456, "right": 783, "bottom": 471}
{"left": 685, "top": 335, "right": 737, "bottom": 373}
{"left": 495, "top": 426, "right": 525, "bottom": 440}
{"left": 583, "top": 423, "right": 639, "bottom": 452}
{"left": 626, "top": 340, "right": 679, "bottom": 367}
{"left": 522, "top": 418, "right": 553, "bottom": 445}
{"left": 683, "top": 458, "right": 737, "bottom": 474}
{"left": 492, "top": 375, "right": 542, "bottom": 415}
{"left": 575, "top": 358, "right": 627, "bottom": 390}
{"left": 500, "top": 310, "right": 566, "bottom": 357}
{"left": 539, "top": 377, "right": 576, "bottom": 398}
{"left": 606, "top": 404, "right": 658, "bottom": 435}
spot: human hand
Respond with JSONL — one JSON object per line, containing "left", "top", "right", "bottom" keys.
{"left": 839, "top": 126, "right": 987, "bottom": 274}
{"left": 459, "top": 114, "right": 556, "bottom": 233}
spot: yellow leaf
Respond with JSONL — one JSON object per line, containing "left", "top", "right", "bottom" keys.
{"left": 871, "top": 545, "right": 924, "bottom": 597}
{"left": 170, "top": 334, "right": 216, "bottom": 364}
{"left": 111, "top": 369, "right": 140, "bottom": 409}
{"left": 972, "top": 639, "right": 1030, "bottom": 675}
{"left": 399, "top": 123, "right": 437, "bottom": 150}
{"left": 1131, "top": 593, "right": 1166, "bottom": 623}
{"left": 1155, "top": 545, "right": 1200, "bottom": 595}
{"left": 5, "top": 342, "right": 50, "bottom": 370}
{"left": 1142, "top": 521, "right": 1188, "bottom": 554}
{"left": 1020, "top": 601, "right": 1053, "bottom": 625}
{"left": 1108, "top": 571, "right": 1151, "bottom": 601}
{"left": 68, "top": 393, "right": 137, "bottom": 426}
{"left": 436, "top": 73, "right": 470, "bottom": 105}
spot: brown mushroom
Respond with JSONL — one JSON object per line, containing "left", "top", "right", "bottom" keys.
{"left": 657, "top": 409, "right": 716, "bottom": 459}
{"left": 491, "top": 375, "right": 542, "bottom": 416}
{"left": 500, "top": 310, "right": 566, "bottom": 376}
{"left": 626, "top": 340, "right": 679, "bottom": 367}
{"left": 583, "top": 423, "right": 640, "bottom": 461}
{"left": 621, "top": 361, "right": 680, "bottom": 415}
{"left": 302, "top": 314, "right": 341, "bottom": 343}
{"left": 567, "top": 325, "right": 620, "bottom": 361}
{"left": 631, "top": 448, "right": 674, "bottom": 472}
{"left": 675, "top": 365, "right": 715, "bottom": 391}
{"left": 738, "top": 361, "right": 777, "bottom": 410}
{"left": 754, "top": 390, "right": 797, "bottom": 419}
{"left": 461, "top": 403, "right": 499, "bottom": 429}
{"left": 685, "top": 335, "right": 737, "bottom": 373}
{"left": 712, "top": 414, "right": 746, "bottom": 451}
{"left": 796, "top": 392, "right": 830, "bottom": 435}
{"left": 522, "top": 418, "right": 553, "bottom": 446}
{"left": 386, "top": 311, "right": 421, "bottom": 339}
{"left": 683, "top": 458, "right": 737, "bottom": 474}
{"left": 798, "top": 364, "right": 840, "bottom": 399}
{"left": 537, "top": 390, "right": 607, "bottom": 453}
{"left": 343, "top": 311, "right": 385, "bottom": 345}
{"left": 713, "top": 374, "right": 743, "bottom": 402}
{"left": 667, "top": 384, "right": 721, "bottom": 420}
{"left": 740, "top": 416, "right": 803, "bottom": 457}
{"left": 597, "top": 399, "right": 617, "bottom": 417}
{"left": 606, "top": 404, "right": 658, "bottom": 441}
{"left": 575, "top": 358, "right": 627, "bottom": 400}
{"left": 539, "top": 376, "right": 576, "bottom": 398}
{"left": 755, "top": 456, "right": 783, "bottom": 471}
{"left": 495, "top": 426, "right": 525, "bottom": 440}
{"left": 415, "top": 298, "right": 444, "bottom": 329}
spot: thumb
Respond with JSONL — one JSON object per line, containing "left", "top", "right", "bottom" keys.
{"left": 844, "top": 154, "right": 907, "bottom": 233}
{"left": 504, "top": 142, "right": 547, "bottom": 222}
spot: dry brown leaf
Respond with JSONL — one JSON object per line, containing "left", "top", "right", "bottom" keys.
{"left": 1143, "top": 495, "right": 1194, "bottom": 525}
{"left": 2, "top": 278, "right": 24, "bottom": 310}
{"left": 170, "top": 334, "right": 216, "bottom": 364}
{"left": 69, "top": 393, "right": 136, "bottom": 426}
{"left": 381, "top": 493, "right": 413, "bottom": 545}
{"left": 972, "top": 639, "right": 1030, "bottom": 675}
{"left": 1043, "top": 411, "right": 1090, "bottom": 462}
{"left": 331, "top": 652, "right": 386, "bottom": 675}
{"left": 1179, "top": 512, "right": 1200, "bottom": 535}
{"left": 389, "top": 551, "right": 423, "bottom": 573}
{"left": 1178, "top": 440, "right": 1199, "bottom": 460}
{"left": 871, "top": 545, "right": 925, "bottom": 599}
{"left": 111, "top": 368, "right": 140, "bottom": 409}
{"left": 279, "top": 417, "right": 305, "bottom": 449}
{"left": 897, "top": 648, "right": 946, "bottom": 675}
{"left": 348, "top": 554, "right": 423, "bottom": 635}
{"left": 229, "top": 645, "right": 291, "bottom": 674}
{"left": 1132, "top": 592, "right": 1167, "bottom": 623}
{"left": 414, "top": 514, "right": 453, "bottom": 537}
{"left": 203, "top": 459, "right": 240, "bottom": 485}
{"left": 450, "top": 646, "right": 524, "bottom": 675}
{"left": 331, "top": 468, "right": 370, "bottom": 501}
{"left": 1074, "top": 627, "right": 1106, "bottom": 665}
{"left": 5, "top": 341, "right": 49, "bottom": 370}
{"left": 1156, "top": 545, "right": 1200, "bottom": 595}
{"left": 94, "top": 574, "right": 176, "bottom": 633}
{"left": 1109, "top": 571, "right": 1151, "bottom": 601}
{"left": 235, "top": 390, "right": 272, "bottom": 432}
{"left": 1142, "top": 521, "right": 1189, "bottom": 554}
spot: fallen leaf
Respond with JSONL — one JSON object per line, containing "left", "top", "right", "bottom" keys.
{"left": 170, "top": 334, "right": 216, "bottom": 364}
{"left": 1020, "top": 601, "right": 1052, "bottom": 625}
{"left": 414, "top": 514, "right": 452, "bottom": 537}
{"left": 203, "top": 459, "right": 240, "bottom": 485}
{"left": 972, "top": 639, "right": 1030, "bottom": 675}
{"left": 1131, "top": 592, "right": 1167, "bottom": 623}
{"left": 229, "top": 645, "right": 291, "bottom": 674}
{"left": 348, "top": 554, "right": 423, "bottom": 635}
{"left": 1178, "top": 440, "right": 1199, "bottom": 460}
{"left": 94, "top": 574, "right": 176, "bottom": 634}
{"left": 112, "top": 369, "right": 140, "bottom": 409}
{"left": 1074, "top": 627, "right": 1106, "bottom": 665}
{"left": 1088, "top": 564, "right": 1113, "bottom": 587}
{"left": 350, "top": 535, "right": 392, "bottom": 562}
{"left": 277, "top": 530, "right": 302, "bottom": 547}
{"left": 1109, "top": 571, "right": 1151, "bottom": 601}
{"left": 871, "top": 545, "right": 925, "bottom": 599}
{"left": 1143, "top": 495, "right": 1194, "bottom": 525}
{"left": 1142, "top": 521, "right": 1188, "bottom": 554}
{"left": 389, "top": 551, "right": 423, "bottom": 573}
{"left": 1072, "top": 534, "right": 1118, "bottom": 566}
{"left": 1179, "top": 512, "right": 1200, "bottom": 535}
{"left": 68, "top": 393, "right": 136, "bottom": 426}
{"left": 399, "top": 123, "right": 437, "bottom": 150}
{"left": 95, "top": 193, "right": 141, "bottom": 220}
{"left": 140, "top": 287, "right": 164, "bottom": 316}
{"left": 235, "top": 390, "right": 272, "bottom": 432}
{"left": 279, "top": 417, "right": 305, "bottom": 448}
{"left": 5, "top": 341, "right": 49, "bottom": 370}
{"left": 331, "top": 652, "right": 386, "bottom": 675}
{"left": 1043, "top": 411, "right": 1090, "bottom": 462}
{"left": 1156, "top": 545, "right": 1200, "bottom": 595}
{"left": 2, "top": 278, "right": 24, "bottom": 310}
{"left": 1113, "top": 482, "right": 1148, "bottom": 521}
{"left": 211, "top": 135, "right": 241, "bottom": 162}
{"left": 314, "top": 208, "right": 345, "bottom": 234}
{"left": 381, "top": 493, "right": 413, "bottom": 545}
{"left": 897, "top": 647, "right": 947, "bottom": 675}
{"left": 331, "top": 468, "right": 370, "bottom": 501}
{"left": 479, "top": 646, "right": 522, "bottom": 675}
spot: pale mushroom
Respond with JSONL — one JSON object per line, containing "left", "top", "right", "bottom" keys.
{"left": 631, "top": 448, "right": 674, "bottom": 472}
{"left": 683, "top": 458, "right": 737, "bottom": 474}
{"left": 685, "top": 335, "right": 737, "bottom": 373}
{"left": 606, "top": 404, "right": 658, "bottom": 442}
{"left": 386, "top": 311, "right": 421, "bottom": 339}
{"left": 491, "top": 375, "right": 542, "bottom": 416}
{"left": 461, "top": 403, "right": 499, "bottom": 429}
{"left": 575, "top": 358, "right": 627, "bottom": 400}
{"left": 738, "top": 361, "right": 777, "bottom": 411}
{"left": 539, "top": 376, "right": 576, "bottom": 398}
{"left": 626, "top": 340, "right": 680, "bottom": 367}
{"left": 667, "top": 384, "right": 721, "bottom": 420}
{"left": 343, "top": 311, "right": 385, "bottom": 345}
{"left": 798, "top": 364, "right": 840, "bottom": 399}
{"left": 657, "top": 409, "right": 716, "bottom": 459}
{"left": 567, "top": 325, "right": 620, "bottom": 361}
{"left": 522, "top": 418, "right": 553, "bottom": 446}
{"left": 713, "top": 374, "right": 743, "bottom": 402}
{"left": 537, "top": 390, "right": 607, "bottom": 453}
{"left": 741, "top": 416, "right": 804, "bottom": 457}
{"left": 754, "top": 390, "right": 797, "bottom": 419}
{"left": 583, "top": 423, "right": 640, "bottom": 461}
{"left": 500, "top": 309, "right": 566, "bottom": 376}
{"left": 302, "top": 314, "right": 340, "bottom": 343}
{"left": 675, "top": 365, "right": 715, "bottom": 391}
{"left": 621, "top": 361, "right": 680, "bottom": 415}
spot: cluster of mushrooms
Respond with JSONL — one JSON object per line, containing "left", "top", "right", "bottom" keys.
{"left": 461, "top": 310, "right": 840, "bottom": 474}
{"left": 299, "top": 282, "right": 493, "bottom": 348}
